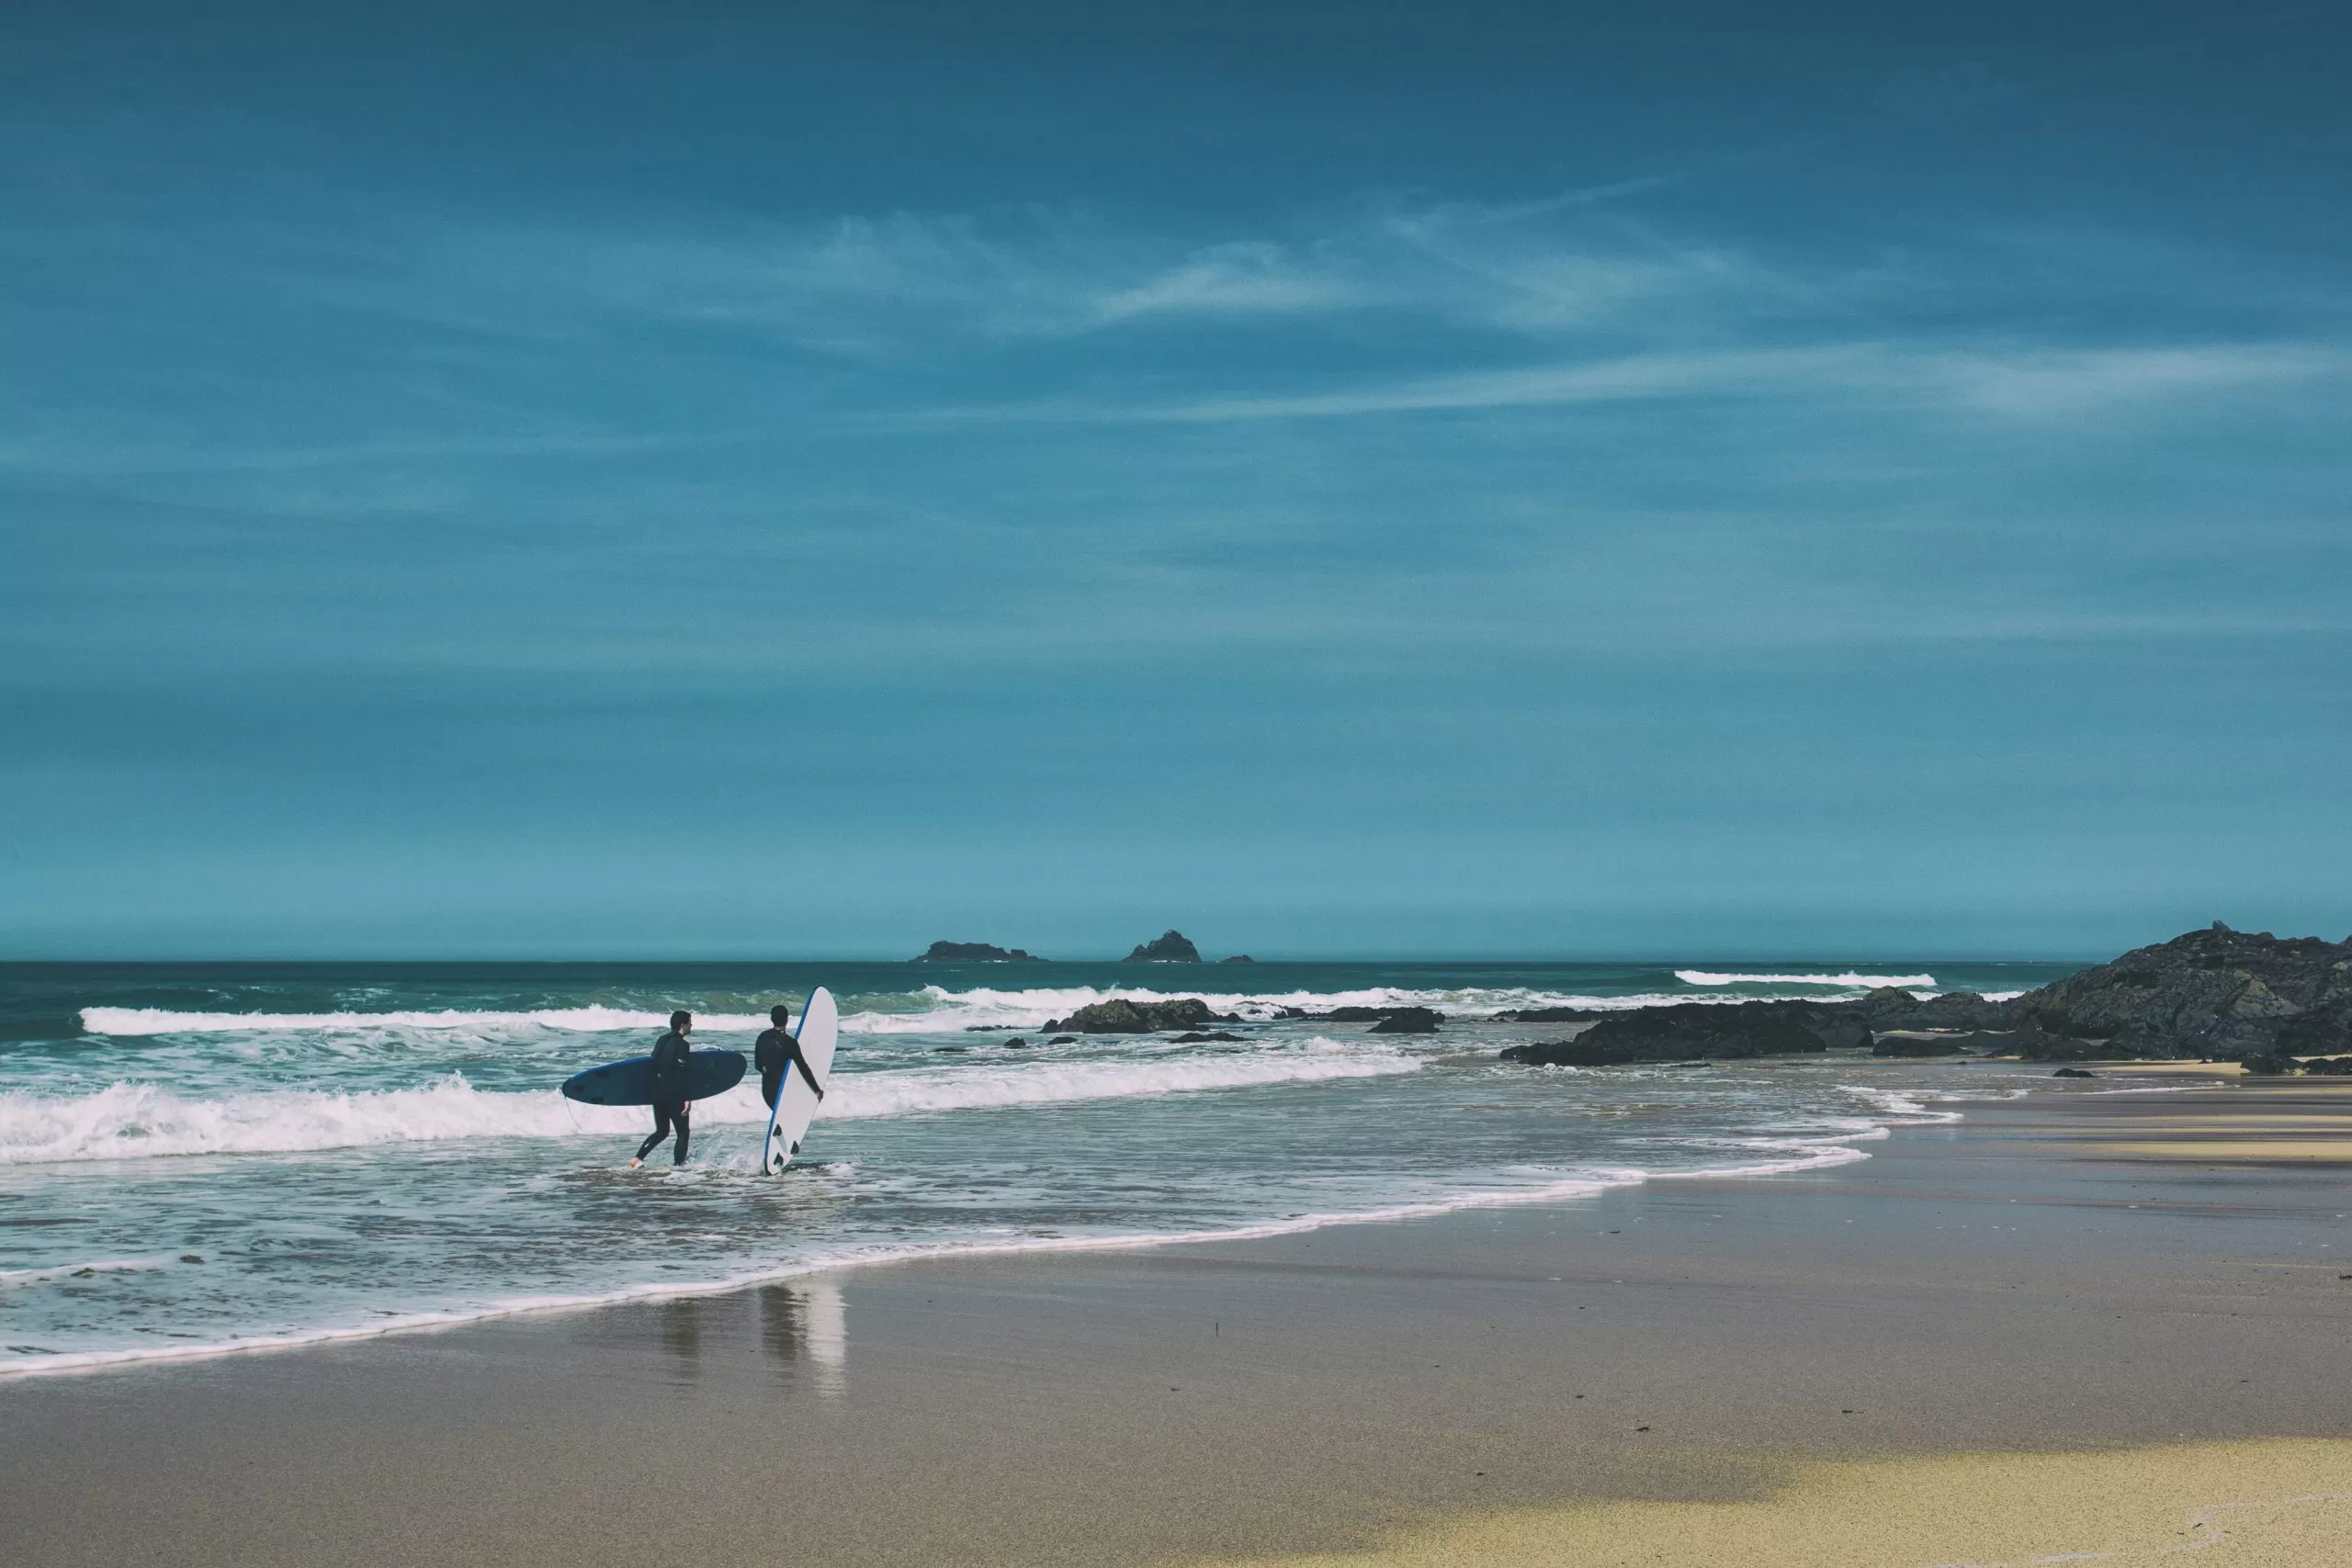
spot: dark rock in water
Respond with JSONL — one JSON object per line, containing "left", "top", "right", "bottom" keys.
{"left": 1123, "top": 931, "right": 1204, "bottom": 963}
{"left": 1042, "top": 997, "right": 1228, "bottom": 1033}
{"left": 2241, "top": 1050, "right": 2296, "bottom": 1076}
{"left": 2302, "top": 1055, "right": 2352, "bottom": 1076}
{"left": 1872, "top": 1032, "right": 1967, "bottom": 1057}
{"left": 1220, "top": 954, "right": 1255, "bottom": 964}
{"left": 1506, "top": 927, "right": 2352, "bottom": 1066}
{"left": 1171, "top": 1031, "right": 1247, "bottom": 1043}
{"left": 916, "top": 941, "right": 1047, "bottom": 963}
{"left": 1002, "top": 1038, "right": 1028, "bottom": 1049}
{"left": 1871, "top": 1026, "right": 2040, "bottom": 1057}
{"left": 963, "top": 1024, "right": 1022, "bottom": 1032}
{"left": 2052, "top": 1067, "right": 2097, "bottom": 1078}
{"left": 933, "top": 1044, "right": 969, "bottom": 1054}
{"left": 2016, "top": 924, "right": 2352, "bottom": 1060}
{"left": 1049, "top": 1034, "right": 1076, "bottom": 1044}
{"left": 1502, "top": 1003, "right": 1833, "bottom": 1065}
{"left": 1282, "top": 1005, "right": 1446, "bottom": 1030}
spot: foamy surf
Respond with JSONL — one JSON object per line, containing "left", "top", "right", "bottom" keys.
{"left": 0, "top": 1134, "right": 1875, "bottom": 1380}
{"left": 1675, "top": 970, "right": 1938, "bottom": 988}
{"left": 0, "top": 1043, "right": 1416, "bottom": 1164}
{"left": 80, "top": 1004, "right": 776, "bottom": 1037}
{"left": 7, "top": 956, "right": 2081, "bottom": 1381}
{"left": 85, "top": 977, "right": 1944, "bottom": 1041}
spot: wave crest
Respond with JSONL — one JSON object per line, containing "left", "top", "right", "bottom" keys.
{"left": 1674, "top": 971, "right": 1937, "bottom": 989}
{"left": 0, "top": 1043, "right": 1415, "bottom": 1164}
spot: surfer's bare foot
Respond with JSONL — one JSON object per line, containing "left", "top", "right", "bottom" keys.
{"left": 627, "top": 1157, "right": 643, "bottom": 1169}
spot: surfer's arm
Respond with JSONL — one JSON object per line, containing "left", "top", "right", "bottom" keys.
{"left": 794, "top": 1052, "right": 824, "bottom": 1099}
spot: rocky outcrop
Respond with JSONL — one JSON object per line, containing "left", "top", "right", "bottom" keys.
{"left": 2015, "top": 923, "right": 2352, "bottom": 1061}
{"left": 1041, "top": 998, "right": 1231, "bottom": 1033}
{"left": 1278, "top": 1005, "right": 1443, "bottom": 1031}
{"left": 915, "top": 941, "right": 1046, "bottom": 963}
{"left": 1124, "top": 931, "right": 1203, "bottom": 963}
{"left": 1220, "top": 954, "right": 1256, "bottom": 964}
{"left": 1854, "top": 987, "right": 2015, "bottom": 1032}
{"left": 1490, "top": 926, "right": 2352, "bottom": 1068}
{"left": 1502, "top": 1003, "right": 1835, "bottom": 1066}
{"left": 1171, "top": 1031, "right": 1247, "bottom": 1043}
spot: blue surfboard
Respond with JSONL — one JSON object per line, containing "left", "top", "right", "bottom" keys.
{"left": 561, "top": 1049, "right": 746, "bottom": 1106}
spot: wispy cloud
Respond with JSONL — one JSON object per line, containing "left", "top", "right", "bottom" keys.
{"left": 1092, "top": 241, "right": 1358, "bottom": 321}
{"left": 909, "top": 340, "right": 2350, "bottom": 426}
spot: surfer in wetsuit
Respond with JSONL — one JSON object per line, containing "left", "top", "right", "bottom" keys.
{"left": 629, "top": 1010, "right": 695, "bottom": 1168}
{"left": 754, "top": 1004, "right": 825, "bottom": 1111}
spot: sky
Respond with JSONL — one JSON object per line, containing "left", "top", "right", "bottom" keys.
{"left": 3, "top": 0, "right": 2348, "bottom": 960}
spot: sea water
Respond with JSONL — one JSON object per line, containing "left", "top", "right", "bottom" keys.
{"left": 0, "top": 958, "right": 2075, "bottom": 1375}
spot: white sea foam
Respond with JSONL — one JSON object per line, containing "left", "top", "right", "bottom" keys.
{"left": 1675, "top": 971, "right": 1938, "bottom": 988}
{"left": 80, "top": 1005, "right": 771, "bottom": 1037}
{"left": 0, "top": 1134, "right": 1876, "bottom": 1380}
{"left": 1837, "top": 1084, "right": 1966, "bottom": 1124}
{"left": 825, "top": 1044, "right": 1415, "bottom": 1118}
{"left": 0, "top": 1258, "right": 168, "bottom": 1289}
{"left": 85, "top": 980, "right": 1905, "bottom": 1041}
{"left": 0, "top": 1043, "right": 1416, "bottom": 1164}
{"left": 844, "top": 986, "right": 1851, "bottom": 1031}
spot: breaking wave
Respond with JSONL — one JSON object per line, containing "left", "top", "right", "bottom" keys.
{"left": 0, "top": 1043, "right": 1415, "bottom": 1164}
{"left": 80, "top": 1005, "right": 772, "bottom": 1037}
{"left": 1674, "top": 971, "right": 1937, "bottom": 989}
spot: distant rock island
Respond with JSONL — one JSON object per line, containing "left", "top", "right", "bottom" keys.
{"left": 1498, "top": 924, "right": 2352, "bottom": 1068}
{"left": 914, "top": 941, "right": 1048, "bottom": 963}
{"left": 1123, "top": 931, "right": 1203, "bottom": 963}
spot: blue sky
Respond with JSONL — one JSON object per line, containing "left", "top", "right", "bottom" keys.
{"left": 4, "top": 1, "right": 2347, "bottom": 958}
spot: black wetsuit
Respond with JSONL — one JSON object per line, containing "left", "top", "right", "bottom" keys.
{"left": 754, "top": 1026, "right": 822, "bottom": 1111}
{"left": 636, "top": 1030, "right": 692, "bottom": 1165}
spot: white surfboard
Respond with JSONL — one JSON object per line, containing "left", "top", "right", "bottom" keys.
{"left": 762, "top": 987, "right": 837, "bottom": 1175}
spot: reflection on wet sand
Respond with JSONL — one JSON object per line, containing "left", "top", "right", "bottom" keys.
{"left": 659, "top": 1296, "right": 704, "bottom": 1379}
{"left": 758, "top": 1280, "right": 846, "bottom": 1399}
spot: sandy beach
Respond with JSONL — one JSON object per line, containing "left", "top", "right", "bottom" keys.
{"left": 8, "top": 1066, "right": 2352, "bottom": 1567}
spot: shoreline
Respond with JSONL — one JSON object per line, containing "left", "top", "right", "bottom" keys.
{"left": 12, "top": 1064, "right": 2352, "bottom": 1565}
{"left": 3, "top": 1068, "right": 1912, "bottom": 1382}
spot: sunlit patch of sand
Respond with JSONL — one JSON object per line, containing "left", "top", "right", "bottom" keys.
{"left": 1197, "top": 1439, "right": 2352, "bottom": 1567}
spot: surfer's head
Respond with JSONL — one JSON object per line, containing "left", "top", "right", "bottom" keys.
{"left": 670, "top": 1010, "right": 692, "bottom": 1033}
{"left": 771, "top": 1005, "right": 791, "bottom": 1025}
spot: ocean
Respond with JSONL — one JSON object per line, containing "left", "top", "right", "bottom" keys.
{"left": 0, "top": 957, "right": 2077, "bottom": 1376}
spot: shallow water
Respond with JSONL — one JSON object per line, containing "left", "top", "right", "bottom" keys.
{"left": 0, "top": 957, "right": 2075, "bottom": 1373}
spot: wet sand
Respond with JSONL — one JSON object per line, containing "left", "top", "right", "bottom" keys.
{"left": 7, "top": 1068, "right": 2352, "bottom": 1566}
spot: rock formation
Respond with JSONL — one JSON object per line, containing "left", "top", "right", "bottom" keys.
{"left": 1123, "top": 931, "right": 1204, "bottom": 963}
{"left": 915, "top": 941, "right": 1046, "bottom": 963}
{"left": 1500, "top": 1003, "right": 1836, "bottom": 1066}
{"left": 1493, "top": 925, "right": 2352, "bottom": 1068}
{"left": 1041, "top": 997, "right": 1231, "bottom": 1033}
{"left": 2015, "top": 923, "right": 2352, "bottom": 1062}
